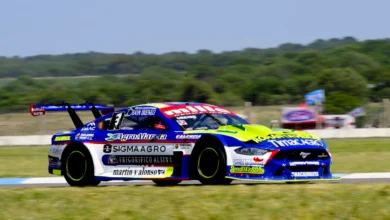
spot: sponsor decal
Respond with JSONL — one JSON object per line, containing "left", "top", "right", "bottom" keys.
{"left": 31, "top": 107, "right": 45, "bottom": 111}
{"left": 75, "top": 133, "right": 94, "bottom": 140}
{"left": 105, "top": 155, "right": 174, "bottom": 165}
{"left": 163, "top": 105, "right": 232, "bottom": 117}
{"left": 105, "top": 133, "right": 167, "bottom": 141}
{"left": 54, "top": 136, "right": 71, "bottom": 142}
{"left": 31, "top": 107, "right": 45, "bottom": 116}
{"left": 251, "top": 133, "right": 319, "bottom": 143}
{"left": 175, "top": 143, "right": 193, "bottom": 150}
{"left": 253, "top": 157, "right": 263, "bottom": 162}
{"left": 176, "top": 115, "right": 197, "bottom": 119}
{"left": 176, "top": 120, "right": 187, "bottom": 125}
{"left": 300, "top": 152, "right": 311, "bottom": 159}
{"left": 318, "top": 152, "right": 329, "bottom": 158}
{"left": 112, "top": 167, "right": 167, "bottom": 176}
{"left": 103, "top": 144, "right": 173, "bottom": 155}
{"left": 154, "top": 124, "right": 166, "bottom": 130}
{"left": 126, "top": 107, "right": 157, "bottom": 116}
{"left": 176, "top": 134, "right": 201, "bottom": 139}
{"left": 81, "top": 122, "right": 96, "bottom": 131}
{"left": 284, "top": 110, "right": 315, "bottom": 122}
{"left": 229, "top": 166, "right": 265, "bottom": 174}
{"left": 233, "top": 157, "right": 265, "bottom": 166}
{"left": 103, "top": 144, "right": 112, "bottom": 153}
{"left": 107, "top": 155, "right": 118, "bottom": 164}
{"left": 289, "top": 161, "right": 320, "bottom": 166}
{"left": 291, "top": 172, "right": 319, "bottom": 177}
{"left": 268, "top": 139, "right": 323, "bottom": 147}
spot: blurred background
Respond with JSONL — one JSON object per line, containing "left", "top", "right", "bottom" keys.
{"left": 0, "top": 0, "right": 390, "bottom": 135}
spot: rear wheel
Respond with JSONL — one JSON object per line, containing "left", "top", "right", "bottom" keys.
{"left": 62, "top": 143, "right": 100, "bottom": 187}
{"left": 152, "top": 180, "right": 182, "bottom": 186}
{"left": 191, "top": 137, "right": 233, "bottom": 185}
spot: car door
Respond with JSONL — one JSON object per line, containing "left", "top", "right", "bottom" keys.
{"left": 99, "top": 112, "right": 176, "bottom": 178}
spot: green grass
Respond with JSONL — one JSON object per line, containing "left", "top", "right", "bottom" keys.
{"left": 325, "top": 139, "right": 390, "bottom": 173}
{"left": 0, "top": 146, "right": 48, "bottom": 178}
{"left": 0, "top": 139, "right": 389, "bottom": 178}
{"left": 0, "top": 184, "right": 389, "bottom": 219}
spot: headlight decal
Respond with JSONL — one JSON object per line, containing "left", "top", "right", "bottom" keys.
{"left": 234, "top": 147, "right": 268, "bottom": 156}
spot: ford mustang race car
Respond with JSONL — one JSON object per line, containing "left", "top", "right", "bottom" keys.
{"left": 30, "top": 101, "right": 339, "bottom": 186}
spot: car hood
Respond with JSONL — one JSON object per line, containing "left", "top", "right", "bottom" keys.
{"left": 183, "top": 124, "right": 322, "bottom": 144}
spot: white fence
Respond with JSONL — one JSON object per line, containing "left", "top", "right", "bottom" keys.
{"left": 0, "top": 128, "right": 390, "bottom": 146}
{"left": 305, "top": 128, "right": 390, "bottom": 139}
{"left": 0, "top": 135, "right": 52, "bottom": 146}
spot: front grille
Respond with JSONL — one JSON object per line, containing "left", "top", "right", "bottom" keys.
{"left": 274, "top": 167, "right": 284, "bottom": 176}
{"left": 273, "top": 150, "right": 329, "bottom": 161}
{"left": 287, "top": 150, "right": 329, "bottom": 161}
{"left": 273, "top": 151, "right": 287, "bottom": 160}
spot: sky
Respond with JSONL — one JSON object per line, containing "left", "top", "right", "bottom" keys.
{"left": 0, "top": 0, "right": 389, "bottom": 57}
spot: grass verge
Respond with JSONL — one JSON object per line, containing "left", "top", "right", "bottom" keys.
{"left": 0, "top": 184, "right": 389, "bottom": 220}
{"left": 0, "top": 139, "right": 389, "bottom": 178}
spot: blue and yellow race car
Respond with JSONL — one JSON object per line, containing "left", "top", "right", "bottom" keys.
{"left": 30, "top": 102, "right": 339, "bottom": 186}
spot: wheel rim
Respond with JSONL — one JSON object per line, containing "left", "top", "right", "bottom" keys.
{"left": 197, "top": 147, "right": 220, "bottom": 179}
{"left": 66, "top": 151, "right": 87, "bottom": 181}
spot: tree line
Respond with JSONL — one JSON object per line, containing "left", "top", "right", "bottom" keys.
{"left": 1, "top": 36, "right": 390, "bottom": 114}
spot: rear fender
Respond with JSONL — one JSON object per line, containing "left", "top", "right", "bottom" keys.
{"left": 60, "top": 141, "right": 105, "bottom": 176}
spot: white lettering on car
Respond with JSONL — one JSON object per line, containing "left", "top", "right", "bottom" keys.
{"left": 164, "top": 105, "right": 231, "bottom": 117}
{"left": 291, "top": 172, "right": 319, "bottom": 177}
{"left": 268, "top": 139, "right": 324, "bottom": 147}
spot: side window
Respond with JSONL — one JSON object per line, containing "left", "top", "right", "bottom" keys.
{"left": 97, "top": 114, "right": 117, "bottom": 131}
{"left": 119, "top": 115, "right": 167, "bottom": 130}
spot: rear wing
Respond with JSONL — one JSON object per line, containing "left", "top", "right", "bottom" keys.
{"left": 30, "top": 101, "right": 115, "bottom": 129}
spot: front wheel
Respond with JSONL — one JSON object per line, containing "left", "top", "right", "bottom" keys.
{"left": 62, "top": 143, "right": 100, "bottom": 187}
{"left": 191, "top": 138, "right": 233, "bottom": 185}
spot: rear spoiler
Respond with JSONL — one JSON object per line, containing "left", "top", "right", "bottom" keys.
{"left": 30, "top": 101, "right": 115, "bottom": 129}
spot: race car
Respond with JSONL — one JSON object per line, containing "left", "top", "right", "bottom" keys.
{"left": 30, "top": 101, "right": 340, "bottom": 187}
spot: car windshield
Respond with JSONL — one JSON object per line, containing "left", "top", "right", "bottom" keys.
{"left": 172, "top": 113, "right": 249, "bottom": 131}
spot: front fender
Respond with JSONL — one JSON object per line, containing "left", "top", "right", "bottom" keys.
{"left": 200, "top": 134, "right": 244, "bottom": 169}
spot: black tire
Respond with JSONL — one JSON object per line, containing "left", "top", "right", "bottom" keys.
{"left": 191, "top": 137, "right": 233, "bottom": 185}
{"left": 62, "top": 143, "right": 100, "bottom": 187}
{"left": 152, "top": 180, "right": 182, "bottom": 186}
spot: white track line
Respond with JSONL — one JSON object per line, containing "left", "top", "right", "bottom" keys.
{"left": 341, "top": 173, "right": 390, "bottom": 179}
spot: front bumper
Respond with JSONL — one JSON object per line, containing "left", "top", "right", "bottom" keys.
{"left": 225, "top": 164, "right": 339, "bottom": 182}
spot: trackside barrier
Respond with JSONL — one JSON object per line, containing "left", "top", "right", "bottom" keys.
{"left": 0, "top": 135, "right": 52, "bottom": 146}
{"left": 304, "top": 128, "right": 390, "bottom": 139}
{"left": 0, "top": 128, "right": 389, "bottom": 146}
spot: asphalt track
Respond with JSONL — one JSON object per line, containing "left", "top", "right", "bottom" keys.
{"left": 1, "top": 178, "right": 389, "bottom": 188}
